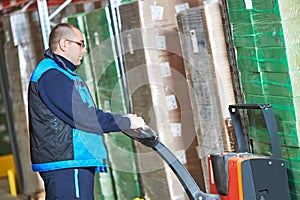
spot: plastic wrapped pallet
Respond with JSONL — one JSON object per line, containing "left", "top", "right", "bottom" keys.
{"left": 121, "top": 46, "right": 172, "bottom": 199}
{"left": 3, "top": 10, "right": 45, "bottom": 197}
{"left": 226, "top": 0, "right": 300, "bottom": 142}
{"left": 65, "top": 13, "right": 98, "bottom": 101}
{"left": 66, "top": 13, "right": 117, "bottom": 200}
{"left": 150, "top": 50, "right": 206, "bottom": 194}
{"left": 204, "top": 0, "right": 236, "bottom": 150}
{"left": 67, "top": 7, "right": 142, "bottom": 200}
{"left": 119, "top": 1, "right": 206, "bottom": 199}
{"left": 1, "top": 1, "right": 102, "bottom": 198}
{"left": 177, "top": 5, "right": 228, "bottom": 189}
{"left": 0, "top": 30, "right": 12, "bottom": 156}
{"left": 0, "top": 91, "right": 11, "bottom": 156}
{"left": 225, "top": 0, "right": 300, "bottom": 197}
{"left": 118, "top": 0, "right": 203, "bottom": 29}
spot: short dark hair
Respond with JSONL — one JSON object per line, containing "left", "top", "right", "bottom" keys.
{"left": 48, "top": 23, "right": 78, "bottom": 51}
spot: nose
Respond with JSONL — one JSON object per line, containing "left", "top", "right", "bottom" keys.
{"left": 82, "top": 46, "right": 87, "bottom": 54}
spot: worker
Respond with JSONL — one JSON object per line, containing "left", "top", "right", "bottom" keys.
{"left": 28, "top": 23, "right": 145, "bottom": 200}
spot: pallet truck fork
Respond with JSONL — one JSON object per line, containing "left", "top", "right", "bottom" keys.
{"left": 123, "top": 104, "right": 290, "bottom": 200}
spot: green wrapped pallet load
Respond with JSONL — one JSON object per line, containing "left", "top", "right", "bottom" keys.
{"left": 0, "top": 30, "right": 11, "bottom": 156}
{"left": 66, "top": 7, "right": 141, "bottom": 200}
{"left": 226, "top": 0, "right": 300, "bottom": 198}
{"left": 0, "top": 89, "right": 11, "bottom": 156}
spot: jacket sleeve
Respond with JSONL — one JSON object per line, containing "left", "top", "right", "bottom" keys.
{"left": 38, "top": 69, "right": 131, "bottom": 133}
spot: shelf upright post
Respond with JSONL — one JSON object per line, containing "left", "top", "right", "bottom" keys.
{"left": 37, "top": 0, "right": 51, "bottom": 50}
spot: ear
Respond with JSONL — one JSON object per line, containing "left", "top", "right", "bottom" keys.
{"left": 58, "top": 39, "right": 68, "bottom": 52}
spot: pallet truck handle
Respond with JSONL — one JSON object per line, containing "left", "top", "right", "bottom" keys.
{"left": 122, "top": 126, "right": 159, "bottom": 148}
{"left": 123, "top": 127, "right": 221, "bottom": 200}
{"left": 228, "top": 104, "right": 282, "bottom": 159}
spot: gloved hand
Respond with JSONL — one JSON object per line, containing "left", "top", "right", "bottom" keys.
{"left": 127, "top": 114, "right": 146, "bottom": 129}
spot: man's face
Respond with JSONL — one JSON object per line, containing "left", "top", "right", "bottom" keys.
{"left": 65, "top": 28, "right": 87, "bottom": 66}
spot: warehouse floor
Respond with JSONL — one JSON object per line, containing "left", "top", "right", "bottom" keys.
{"left": 0, "top": 178, "right": 21, "bottom": 200}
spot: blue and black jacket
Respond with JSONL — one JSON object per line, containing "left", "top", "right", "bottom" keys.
{"left": 28, "top": 49, "right": 131, "bottom": 172}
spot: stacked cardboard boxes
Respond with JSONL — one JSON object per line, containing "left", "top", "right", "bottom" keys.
{"left": 118, "top": 0, "right": 206, "bottom": 199}
{"left": 176, "top": 2, "right": 237, "bottom": 189}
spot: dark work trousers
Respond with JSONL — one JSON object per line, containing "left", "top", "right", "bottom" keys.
{"left": 39, "top": 167, "right": 96, "bottom": 200}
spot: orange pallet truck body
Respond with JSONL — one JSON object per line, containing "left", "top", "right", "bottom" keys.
{"left": 208, "top": 104, "right": 291, "bottom": 200}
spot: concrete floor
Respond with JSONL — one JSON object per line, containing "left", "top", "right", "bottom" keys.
{"left": 0, "top": 178, "right": 21, "bottom": 200}
{"left": 0, "top": 176, "right": 46, "bottom": 200}
{"left": 0, "top": 192, "right": 20, "bottom": 200}
{"left": 0, "top": 178, "right": 46, "bottom": 200}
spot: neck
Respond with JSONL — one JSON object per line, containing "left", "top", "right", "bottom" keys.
{"left": 44, "top": 49, "right": 77, "bottom": 72}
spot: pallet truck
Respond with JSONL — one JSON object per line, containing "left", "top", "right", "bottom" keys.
{"left": 123, "top": 104, "right": 291, "bottom": 200}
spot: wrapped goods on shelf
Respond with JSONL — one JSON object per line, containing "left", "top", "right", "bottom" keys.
{"left": 177, "top": 5, "right": 235, "bottom": 189}
{"left": 236, "top": 58, "right": 260, "bottom": 72}
{"left": 204, "top": 1, "right": 236, "bottom": 119}
{"left": 283, "top": 20, "right": 300, "bottom": 47}
{"left": 278, "top": 0, "right": 300, "bottom": 20}
{"left": 94, "top": 171, "right": 115, "bottom": 200}
{"left": 119, "top": 0, "right": 203, "bottom": 29}
{"left": 67, "top": 8, "right": 141, "bottom": 200}
{"left": 65, "top": 13, "right": 98, "bottom": 101}
{"left": 227, "top": 0, "right": 279, "bottom": 12}
{"left": 252, "top": 140, "right": 300, "bottom": 160}
{"left": 124, "top": 52, "right": 205, "bottom": 199}
{"left": 0, "top": 0, "right": 103, "bottom": 14}
{"left": 239, "top": 71, "right": 263, "bottom": 95}
{"left": 225, "top": 0, "right": 300, "bottom": 196}
{"left": 0, "top": 30, "right": 12, "bottom": 156}
{"left": 231, "top": 22, "right": 253, "bottom": 36}
{"left": 119, "top": 1, "right": 205, "bottom": 198}
{"left": 3, "top": 10, "right": 44, "bottom": 196}
{"left": 0, "top": 88, "right": 11, "bottom": 156}
{"left": 0, "top": 105, "right": 11, "bottom": 156}
{"left": 252, "top": 10, "right": 281, "bottom": 24}
{"left": 262, "top": 72, "right": 300, "bottom": 97}
{"left": 0, "top": 1, "right": 103, "bottom": 197}
{"left": 123, "top": 53, "right": 175, "bottom": 199}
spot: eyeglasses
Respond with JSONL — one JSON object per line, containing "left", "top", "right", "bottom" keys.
{"left": 65, "top": 39, "right": 85, "bottom": 48}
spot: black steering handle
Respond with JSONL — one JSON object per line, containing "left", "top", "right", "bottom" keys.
{"left": 122, "top": 126, "right": 159, "bottom": 148}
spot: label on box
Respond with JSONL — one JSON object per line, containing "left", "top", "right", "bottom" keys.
{"left": 175, "top": 150, "right": 187, "bottom": 164}
{"left": 110, "top": 0, "right": 121, "bottom": 8}
{"left": 127, "top": 34, "right": 134, "bottom": 54}
{"left": 160, "top": 62, "right": 171, "bottom": 78}
{"left": 244, "top": 0, "right": 253, "bottom": 9}
{"left": 5, "top": 31, "right": 10, "bottom": 43}
{"left": 155, "top": 35, "right": 166, "bottom": 50}
{"left": 104, "top": 100, "right": 111, "bottom": 112}
{"left": 150, "top": 5, "right": 164, "bottom": 21}
{"left": 165, "top": 95, "right": 178, "bottom": 110}
{"left": 175, "top": 3, "right": 190, "bottom": 14}
{"left": 94, "top": 32, "right": 100, "bottom": 46}
{"left": 0, "top": 124, "right": 6, "bottom": 132}
{"left": 190, "top": 30, "right": 199, "bottom": 53}
{"left": 170, "top": 123, "right": 182, "bottom": 137}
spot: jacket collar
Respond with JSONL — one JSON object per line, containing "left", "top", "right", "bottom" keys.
{"left": 44, "top": 49, "right": 77, "bottom": 72}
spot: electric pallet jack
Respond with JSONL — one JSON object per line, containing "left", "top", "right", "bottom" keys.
{"left": 123, "top": 104, "right": 291, "bottom": 200}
